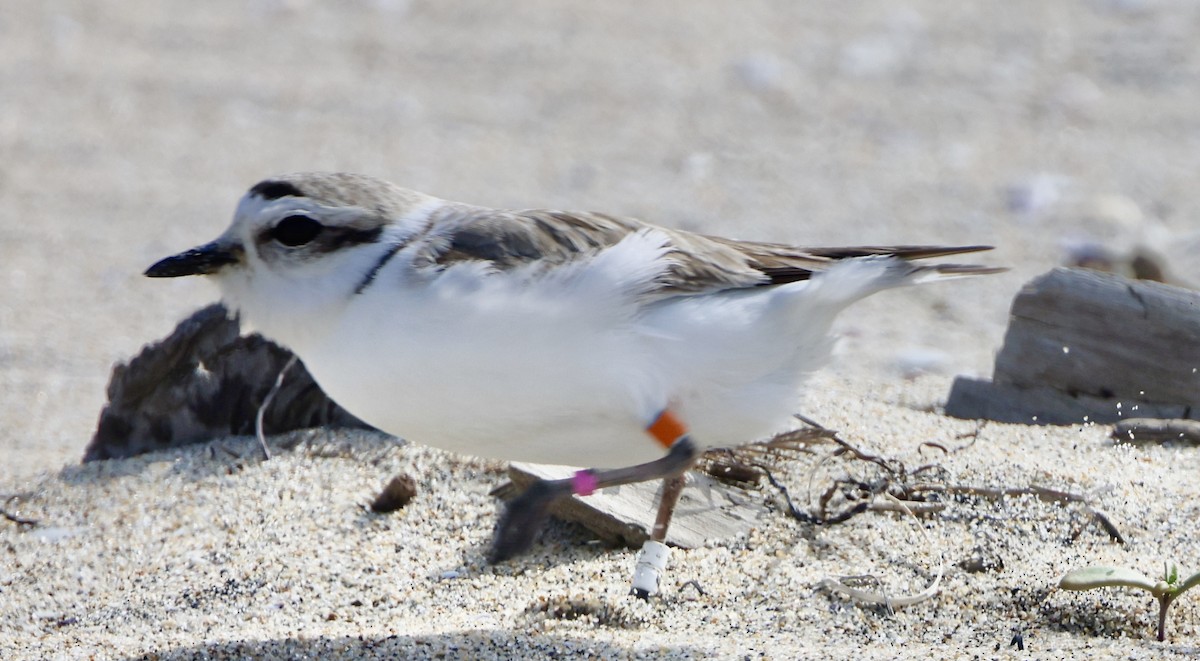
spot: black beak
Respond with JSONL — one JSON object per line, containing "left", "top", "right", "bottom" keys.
{"left": 145, "top": 242, "right": 240, "bottom": 278}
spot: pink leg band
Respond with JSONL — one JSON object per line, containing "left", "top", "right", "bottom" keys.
{"left": 572, "top": 470, "right": 599, "bottom": 497}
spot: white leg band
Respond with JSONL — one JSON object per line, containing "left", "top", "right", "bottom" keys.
{"left": 630, "top": 540, "right": 671, "bottom": 597}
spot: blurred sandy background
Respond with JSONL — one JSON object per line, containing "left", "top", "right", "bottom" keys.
{"left": 3, "top": 1, "right": 1200, "bottom": 657}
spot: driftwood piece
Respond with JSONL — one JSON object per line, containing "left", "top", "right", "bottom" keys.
{"left": 86, "top": 304, "right": 369, "bottom": 461}
{"left": 946, "top": 378, "right": 1196, "bottom": 425}
{"left": 508, "top": 463, "right": 766, "bottom": 549}
{"left": 946, "top": 268, "right": 1200, "bottom": 425}
{"left": 1112, "top": 418, "right": 1200, "bottom": 444}
{"left": 994, "top": 268, "right": 1200, "bottom": 401}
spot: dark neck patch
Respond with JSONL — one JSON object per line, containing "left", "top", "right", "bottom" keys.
{"left": 250, "top": 180, "right": 306, "bottom": 201}
{"left": 354, "top": 242, "right": 404, "bottom": 294}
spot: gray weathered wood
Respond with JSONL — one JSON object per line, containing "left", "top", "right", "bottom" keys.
{"left": 946, "top": 268, "right": 1200, "bottom": 425}
{"left": 1113, "top": 418, "right": 1200, "bottom": 444}
{"left": 946, "top": 377, "right": 1198, "bottom": 425}
{"left": 994, "top": 268, "right": 1200, "bottom": 403}
{"left": 508, "top": 463, "right": 766, "bottom": 549}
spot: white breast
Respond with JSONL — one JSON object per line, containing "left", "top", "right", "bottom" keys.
{"left": 263, "top": 233, "right": 877, "bottom": 468}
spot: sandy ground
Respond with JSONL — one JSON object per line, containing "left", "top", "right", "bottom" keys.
{"left": 3, "top": 0, "right": 1200, "bottom": 658}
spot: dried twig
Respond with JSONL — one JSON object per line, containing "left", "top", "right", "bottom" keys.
{"left": 911, "top": 484, "right": 1083, "bottom": 503}
{"left": 704, "top": 425, "right": 835, "bottom": 486}
{"left": 948, "top": 424, "right": 985, "bottom": 452}
{"left": 1083, "top": 504, "right": 1127, "bottom": 545}
{"left": 736, "top": 415, "right": 1120, "bottom": 549}
{"left": 1, "top": 508, "right": 38, "bottom": 527}
{"left": 821, "top": 494, "right": 944, "bottom": 609}
{"left": 755, "top": 463, "right": 815, "bottom": 523}
{"left": 254, "top": 355, "right": 298, "bottom": 461}
{"left": 821, "top": 501, "right": 871, "bottom": 525}
{"left": 1, "top": 495, "right": 38, "bottom": 527}
{"left": 679, "top": 579, "right": 707, "bottom": 597}
{"left": 919, "top": 441, "right": 949, "bottom": 455}
{"left": 909, "top": 484, "right": 1125, "bottom": 544}
{"left": 827, "top": 433, "right": 897, "bottom": 474}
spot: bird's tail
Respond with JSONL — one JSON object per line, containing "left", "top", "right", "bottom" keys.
{"left": 794, "top": 251, "right": 1004, "bottom": 310}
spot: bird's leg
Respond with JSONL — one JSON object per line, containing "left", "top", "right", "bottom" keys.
{"left": 489, "top": 409, "right": 698, "bottom": 564}
{"left": 629, "top": 472, "right": 689, "bottom": 598}
{"left": 650, "top": 473, "right": 688, "bottom": 542}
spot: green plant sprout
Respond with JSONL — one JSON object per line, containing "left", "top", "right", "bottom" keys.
{"left": 1060, "top": 563, "right": 1200, "bottom": 642}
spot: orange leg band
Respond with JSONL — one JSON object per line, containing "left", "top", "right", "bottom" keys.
{"left": 646, "top": 409, "right": 688, "bottom": 448}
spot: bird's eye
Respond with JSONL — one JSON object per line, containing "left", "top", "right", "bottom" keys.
{"left": 270, "top": 215, "right": 323, "bottom": 247}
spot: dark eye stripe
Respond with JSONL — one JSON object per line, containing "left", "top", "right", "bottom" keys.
{"left": 322, "top": 226, "right": 383, "bottom": 251}
{"left": 257, "top": 223, "right": 384, "bottom": 251}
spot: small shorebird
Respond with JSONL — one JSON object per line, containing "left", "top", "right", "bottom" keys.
{"left": 146, "top": 172, "right": 998, "bottom": 595}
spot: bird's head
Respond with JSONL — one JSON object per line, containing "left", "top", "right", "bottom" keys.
{"left": 146, "top": 172, "right": 439, "bottom": 340}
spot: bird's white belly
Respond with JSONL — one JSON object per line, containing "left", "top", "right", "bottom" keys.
{"left": 280, "top": 270, "right": 829, "bottom": 468}
{"left": 289, "top": 277, "right": 665, "bottom": 466}
{"left": 306, "top": 335, "right": 664, "bottom": 466}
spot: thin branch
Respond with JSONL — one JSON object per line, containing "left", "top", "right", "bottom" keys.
{"left": 910, "top": 484, "right": 1086, "bottom": 504}
{"left": 754, "top": 462, "right": 815, "bottom": 523}
{"left": 1, "top": 495, "right": 38, "bottom": 527}
{"left": 254, "top": 355, "right": 297, "bottom": 461}
{"left": 821, "top": 501, "right": 870, "bottom": 524}
{"left": 1082, "top": 504, "right": 1127, "bottom": 545}
{"left": 828, "top": 434, "right": 897, "bottom": 474}
{"left": 1, "top": 508, "right": 38, "bottom": 527}
{"left": 910, "top": 483, "right": 1125, "bottom": 544}
{"left": 821, "top": 495, "right": 944, "bottom": 609}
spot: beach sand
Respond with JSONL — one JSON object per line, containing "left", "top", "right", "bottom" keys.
{"left": 3, "top": 1, "right": 1200, "bottom": 657}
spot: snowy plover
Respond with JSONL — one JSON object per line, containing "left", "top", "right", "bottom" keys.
{"left": 147, "top": 172, "right": 999, "bottom": 595}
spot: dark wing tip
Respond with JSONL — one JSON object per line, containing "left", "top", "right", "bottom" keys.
{"left": 758, "top": 267, "right": 815, "bottom": 286}
{"left": 755, "top": 246, "right": 1001, "bottom": 286}
{"left": 806, "top": 245, "right": 995, "bottom": 260}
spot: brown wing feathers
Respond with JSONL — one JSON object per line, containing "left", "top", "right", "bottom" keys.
{"left": 426, "top": 205, "right": 997, "bottom": 293}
